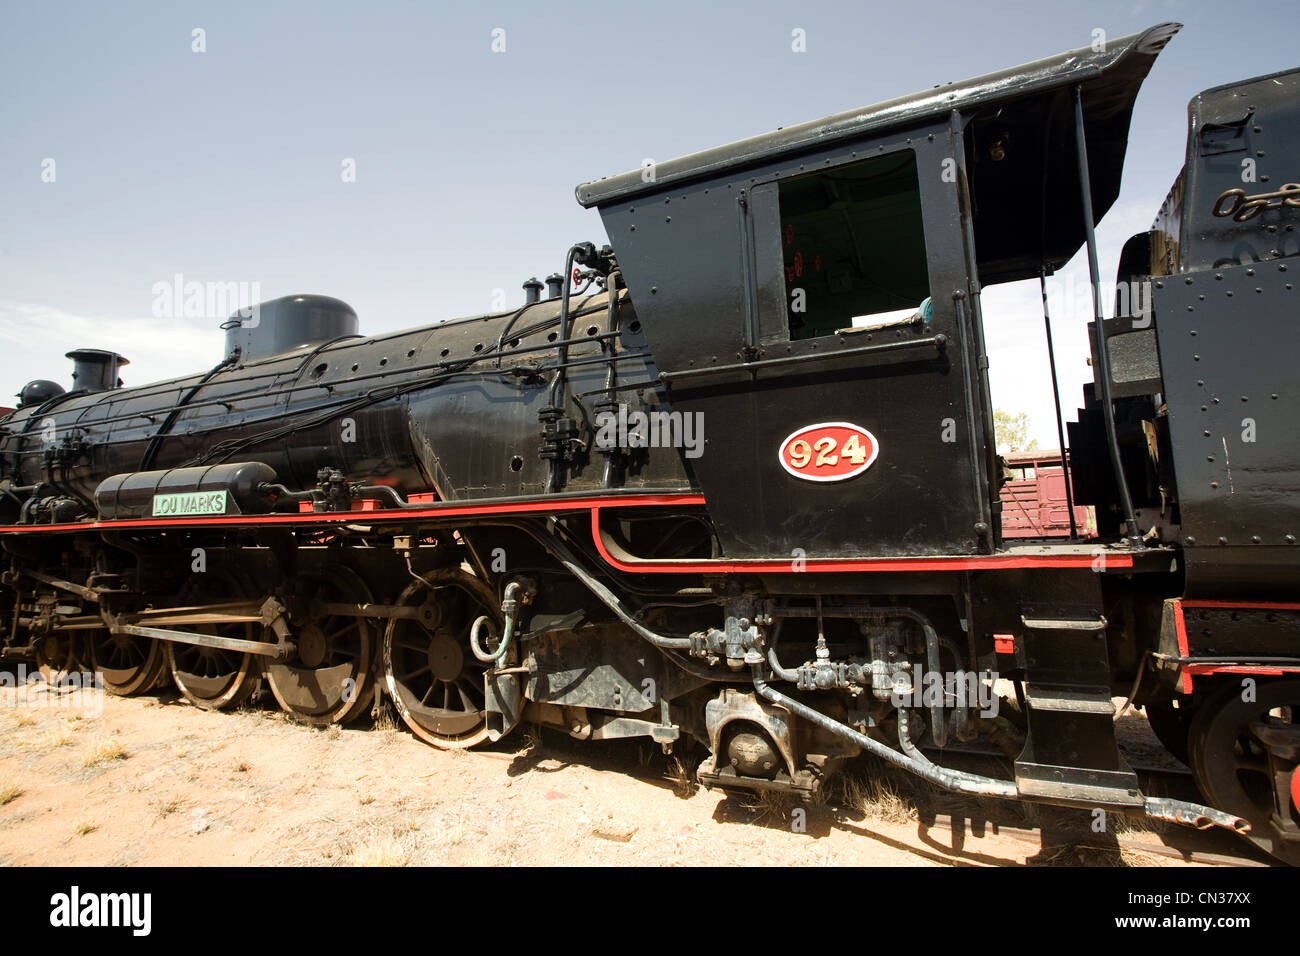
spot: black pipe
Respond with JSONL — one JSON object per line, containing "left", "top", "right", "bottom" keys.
{"left": 764, "top": 619, "right": 802, "bottom": 682}
{"left": 1039, "top": 268, "right": 1079, "bottom": 538}
{"left": 525, "top": 517, "right": 692, "bottom": 650}
{"left": 1073, "top": 86, "right": 1143, "bottom": 548}
{"left": 751, "top": 671, "right": 1016, "bottom": 797}
{"left": 600, "top": 272, "right": 623, "bottom": 489}
{"left": 658, "top": 334, "right": 945, "bottom": 384}
{"left": 543, "top": 246, "right": 583, "bottom": 494}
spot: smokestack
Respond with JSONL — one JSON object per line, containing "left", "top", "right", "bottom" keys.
{"left": 522, "top": 277, "right": 543, "bottom": 305}
{"left": 67, "top": 349, "right": 129, "bottom": 393}
{"left": 544, "top": 273, "right": 564, "bottom": 300}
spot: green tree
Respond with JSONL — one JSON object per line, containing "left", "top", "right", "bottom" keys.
{"left": 993, "top": 408, "right": 1038, "bottom": 454}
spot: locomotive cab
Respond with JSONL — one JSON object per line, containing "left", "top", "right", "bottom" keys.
{"left": 577, "top": 22, "right": 1181, "bottom": 563}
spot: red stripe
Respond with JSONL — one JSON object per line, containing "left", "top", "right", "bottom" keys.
{"left": 0, "top": 492, "right": 1139, "bottom": 575}
{"left": 0, "top": 493, "right": 708, "bottom": 534}
{"left": 1173, "top": 600, "right": 1193, "bottom": 694}
{"left": 1172, "top": 598, "right": 1300, "bottom": 691}
{"left": 588, "top": 508, "right": 1134, "bottom": 574}
{"left": 1181, "top": 600, "right": 1300, "bottom": 611}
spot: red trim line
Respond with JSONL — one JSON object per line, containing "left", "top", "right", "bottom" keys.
{"left": 588, "top": 507, "right": 1135, "bottom": 574}
{"left": 1170, "top": 598, "right": 1300, "bottom": 691}
{"left": 1172, "top": 600, "right": 1193, "bottom": 694}
{"left": 0, "top": 492, "right": 1140, "bottom": 576}
{"left": 1181, "top": 600, "right": 1300, "bottom": 611}
{"left": 0, "top": 493, "right": 708, "bottom": 534}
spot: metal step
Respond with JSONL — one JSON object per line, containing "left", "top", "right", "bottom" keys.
{"left": 1013, "top": 609, "right": 1141, "bottom": 808}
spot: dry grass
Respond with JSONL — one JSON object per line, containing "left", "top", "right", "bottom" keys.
{"left": 841, "top": 773, "right": 918, "bottom": 826}
{"left": 1112, "top": 811, "right": 1169, "bottom": 837}
{"left": 346, "top": 835, "right": 411, "bottom": 866}
{"left": 667, "top": 757, "right": 696, "bottom": 798}
{"left": 0, "top": 781, "right": 22, "bottom": 806}
{"left": 150, "top": 796, "right": 186, "bottom": 819}
{"left": 1036, "top": 842, "right": 1167, "bottom": 868}
{"left": 74, "top": 820, "right": 97, "bottom": 836}
{"left": 739, "top": 788, "right": 806, "bottom": 827}
{"left": 81, "top": 738, "right": 127, "bottom": 767}
{"left": 10, "top": 710, "right": 36, "bottom": 728}
{"left": 43, "top": 725, "right": 76, "bottom": 749}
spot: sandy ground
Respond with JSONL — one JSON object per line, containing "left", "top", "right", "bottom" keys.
{"left": 0, "top": 675, "right": 1274, "bottom": 867}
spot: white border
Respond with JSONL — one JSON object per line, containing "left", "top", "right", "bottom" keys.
{"left": 777, "top": 421, "right": 880, "bottom": 483}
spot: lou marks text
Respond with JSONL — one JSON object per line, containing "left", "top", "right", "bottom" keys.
{"left": 151, "top": 490, "right": 228, "bottom": 517}
{"left": 50, "top": 886, "right": 151, "bottom": 936}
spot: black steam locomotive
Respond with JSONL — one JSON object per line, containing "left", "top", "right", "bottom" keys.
{"left": 3, "top": 22, "right": 1297, "bottom": 862}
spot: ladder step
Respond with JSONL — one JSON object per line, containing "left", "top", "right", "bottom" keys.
{"left": 1021, "top": 615, "right": 1107, "bottom": 631}
{"left": 1016, "top": 765, "right": 1145, "bottom": 807}
{"left": 1024, "top": 685, "right": 1116, "bottom": 714}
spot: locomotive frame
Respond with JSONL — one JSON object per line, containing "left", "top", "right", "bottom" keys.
{"left": 2, "top": 22, "right": 1298, "bottom": 864}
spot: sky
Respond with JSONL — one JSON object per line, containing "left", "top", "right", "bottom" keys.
{"left": 1, "top": 0, "right": 1296, "bottom": 447}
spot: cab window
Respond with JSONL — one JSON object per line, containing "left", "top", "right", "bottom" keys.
{"left": 778, "top": 150, "right": 931, "bottom": 340}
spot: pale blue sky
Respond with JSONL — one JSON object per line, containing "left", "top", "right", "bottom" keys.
{"left": 1, "top": 0, "right": 1295, "bottom": 444}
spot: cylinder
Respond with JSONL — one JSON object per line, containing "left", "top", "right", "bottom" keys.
{"left": 94, "top": 461, "right": 279, "bottom": 520}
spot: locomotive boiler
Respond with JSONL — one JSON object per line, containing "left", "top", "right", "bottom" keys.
{"left": 2, "top": 22, "right": 1297, "bottom": 863}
